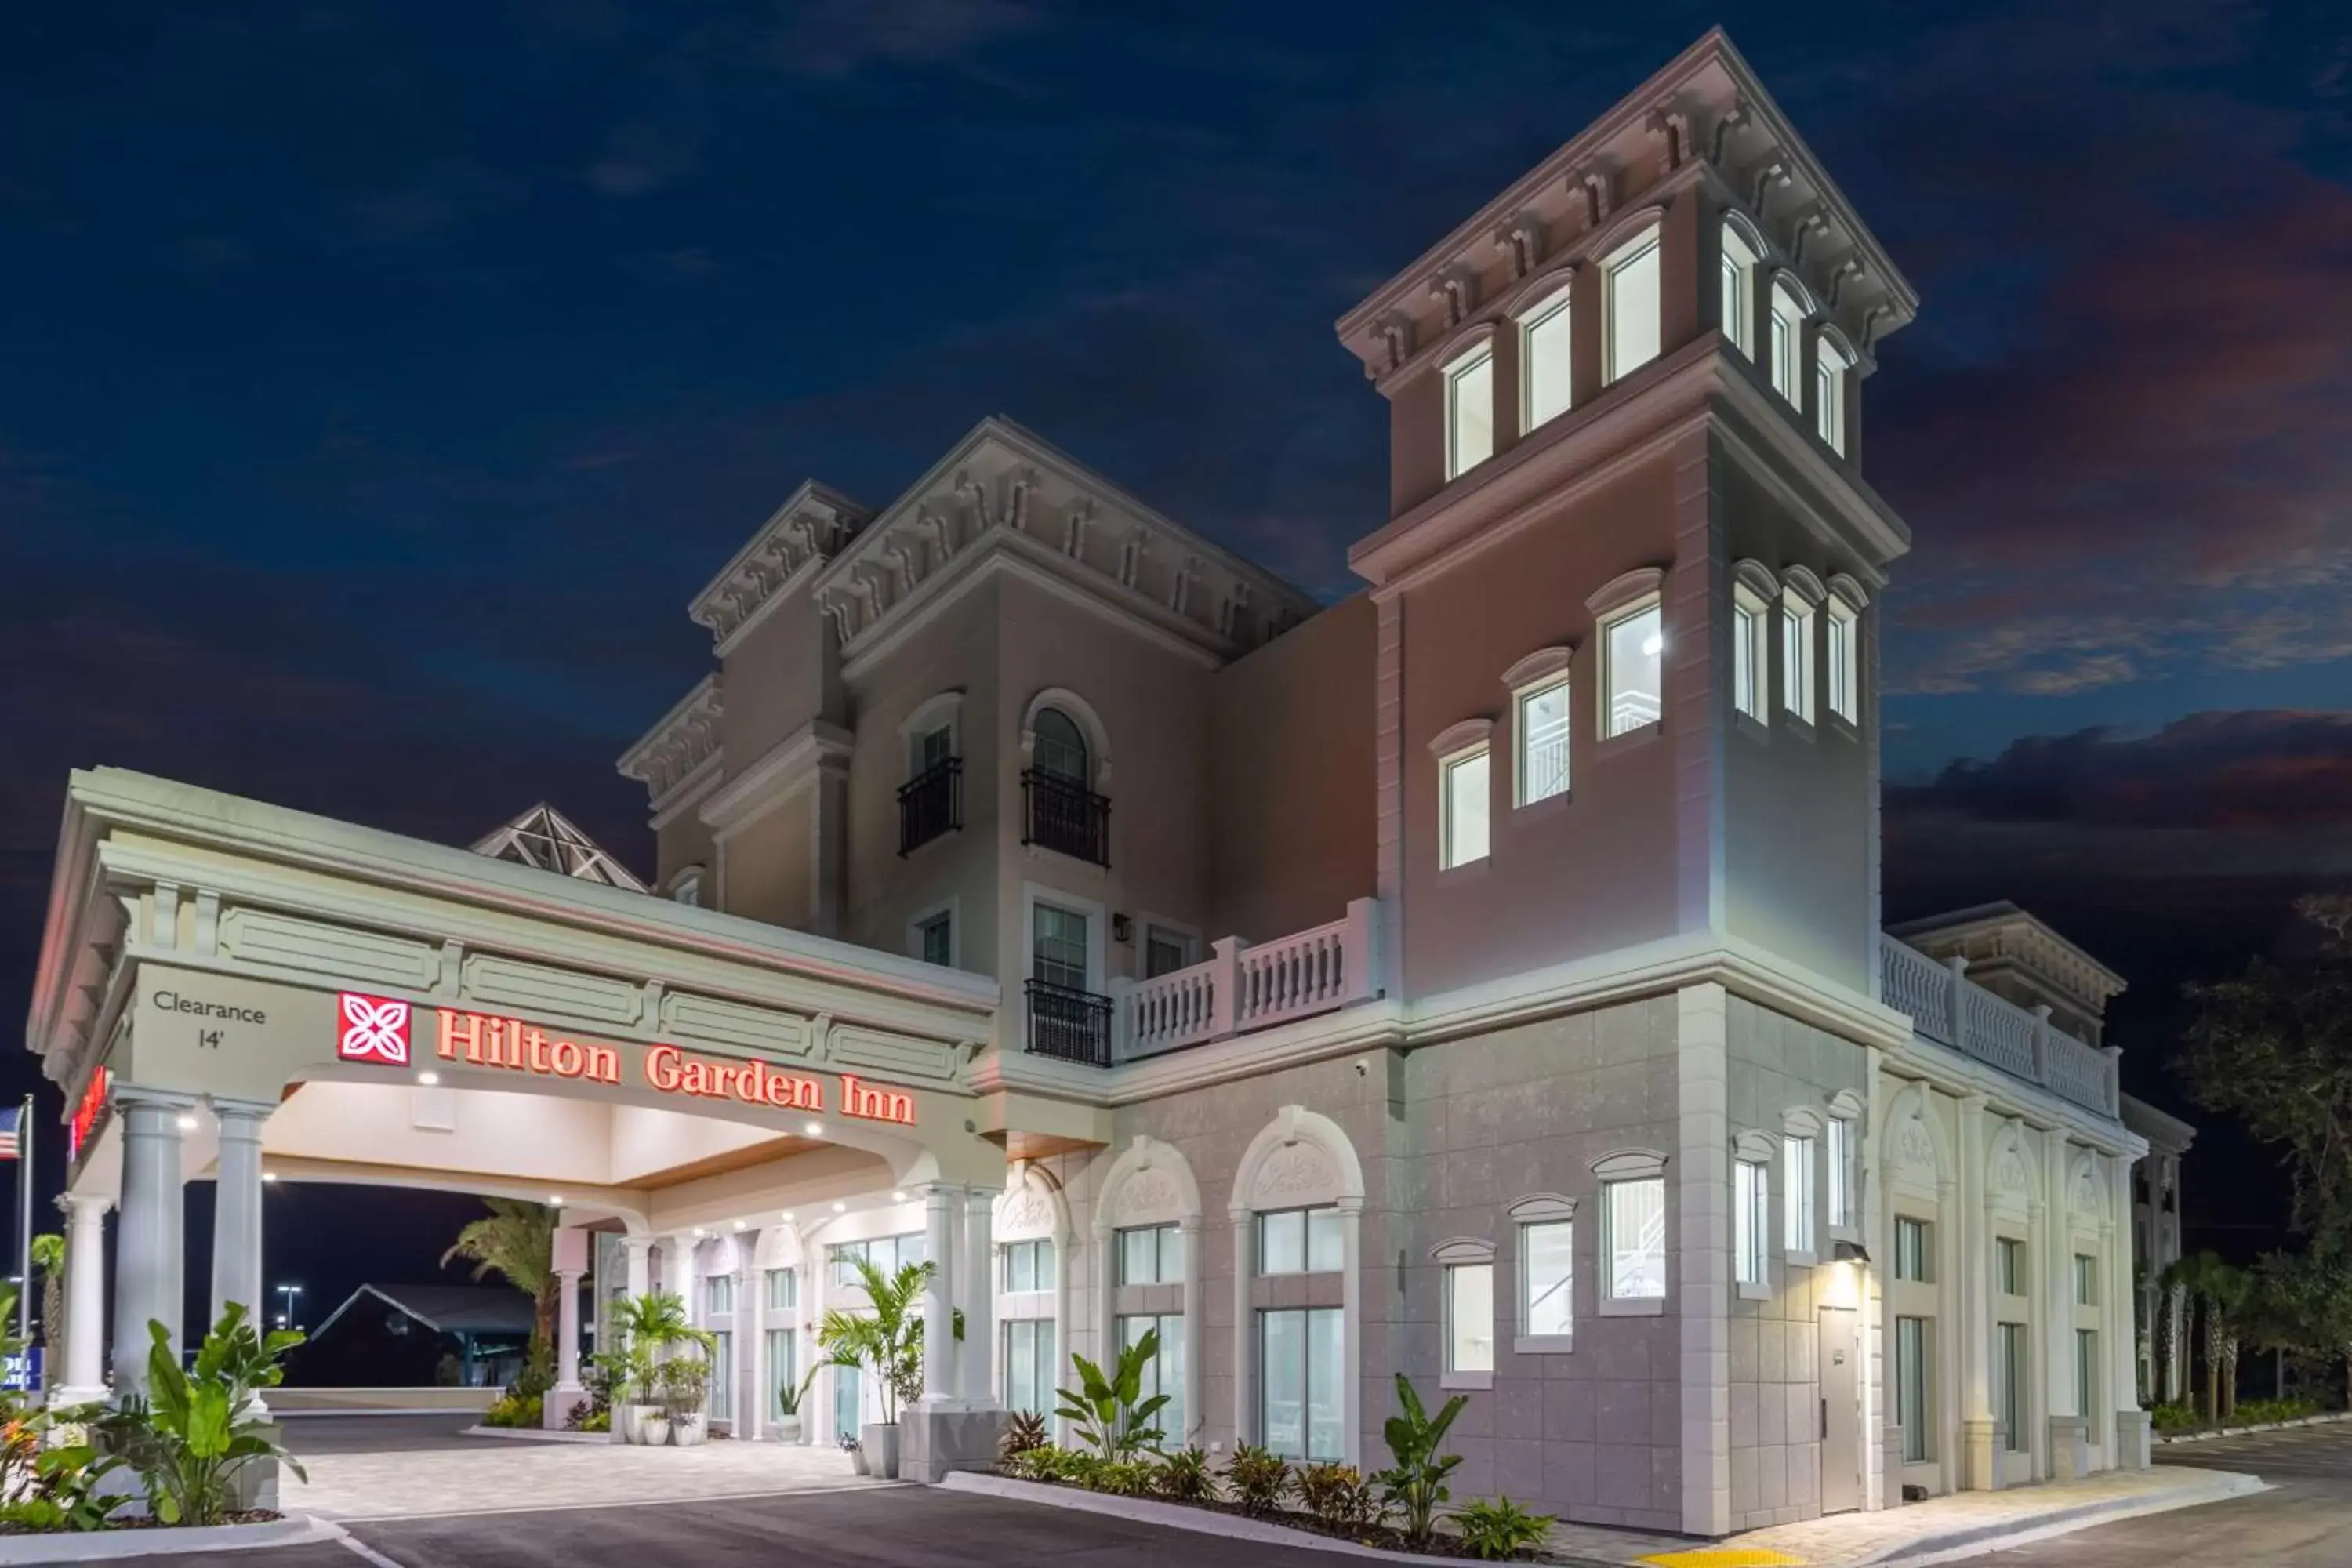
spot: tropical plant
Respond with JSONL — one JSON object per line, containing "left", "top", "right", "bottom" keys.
{"left": 482, "top": 1393, "right": 543, "bottom": 1428}
{"left": 609, "top": 1291, "right": 714, "bottom": 1402}
{"left": 1000, "top": 1408, "right": 1047, "bottom": 1461}
{"left": 1152, "top": 1444, "right": 1215, "bottom": 1501}
{"left": 1453, "top": 1496, "right": 1558, "bottom": 1560}
{"left": 442, "top": 1200, "right": 561, "bottom": 1370}
{"left": 1088, "top": 1458, "right": 1156, "bottom": 1496}
{"left": 656, "top": 1356, "right": 711, "bottom": 1421}
{"left": 1225, "top": 1443, "right": 1291, "bottom": 1515}
{"left": 100, "top": 1305, "right": 307, "bottom": 1526}
{"left": 815, "top": 1258, "right": 931, "bottom": 1425}
{"left": 2165, "top": 1253, "right": 2256, "bottom": 1421}
{"left": 777, "top": 1362, "right": 822, "bottom": 1421}
{"left": 1295, "top": 1461, "right": 1385, "bottom": 1533}
{"left": 0, "top": 1442, "right": 123, "bottom": 1534}
{"left": 1054, "top": 1327, "right": 1169, "bottom": 1459}
{"left": 1371, "top": 1374, "right": 1468, "bottom": 1548}
{"left": 29, "top": 1234, "right": 64, "bottom": 1365}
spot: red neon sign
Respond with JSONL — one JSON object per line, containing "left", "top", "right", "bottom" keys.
{"left": 338, "top": 993, "right": 412, "bottom": 1065}
{"left": 69, "top": 1067, "right": 110, "bottom": 1160}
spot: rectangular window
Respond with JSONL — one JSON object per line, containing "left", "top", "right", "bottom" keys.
{"left": 2075, "top": 1254, "right": 2098, "bottom": 1305}
{"left": 1601, "top": 601, "right": 1664, "bottom": 737}
{"left": 1827, "top": 1117, "right": 1855, "bottom": 1230}
{"left": 1732, "top": 589, "right": 1768, "bottom": 721}
{"left": 1604, "top": 230, "right": 1662, "bottom": 383}
{"left": 1734, "top": 1159, "right": 1769, "bottom": 1285}
{"left": 1259, "top": 1306, "right": 1344, "bottom": 1462}
{"left": 1144, "top": 927, "right": 1193, "bottom": 978}
{"left": 1446, "top": 1263, "right": 1494, "bottom": 1374}
{"left": 706, "top": 1274, "right": 736, "bottom": 1318}
{"left": 1998, "top": 1322, "right": 2028, "bottom": 1452}
{"left": 1769, "top": 282, "right": 1803, "bottom": 405}
{"left": 1258, "top": 1207, "right": 1344, "bottom": 1276}
{"left": 1521, "top": 1221, "right": 1573, "bottom": 1339}
{"left": 1004, "top": 1237, "right": 1056, "bottom": 1294}
{"left": 1522, "top": 290, "right": 1573, "bottom": 430}
{"left": 1995, "top": 1238, "right": 2025, "bottom": 1298}
{"left": 1515, "top": 678, "right": 1570, "bottom": 805}
{"left": 764, "top": 1328, "right": 797, "bottom": 1421}
{"left": 1121, "top": 1313, "right": 1184, "bottom": 1439}
{"left": 833, "top": 1362, "right": 861, "bottom": 1441}
{"left": 1780, "top": 590, "right": 1816, "bottom": 724}
{"left": 1826, "top": 601, "right": 1859, "bottom": 724}
{"left": 708, "top": 1330, "right": 734, "bottom": 1421}
{"left": 1445, "top": 347, "right": 1495, "bottom": 479}
{"left": 764, "top": 1268, "right": 797, "bottom": 1312}
{"left": 916, "top": 910, "right": 953, "bottom": 967}
{"left": 1815, "top": 339, "right": 1853, "bottom": 454}
{"left": 1784, "top": 1134, "right": 1817, "bottom": 1257}
{"left": 1119, "top": 1223, "right": 1184, "bottom": 1287}
{"left": 1897, "top": 1316, "right": 1931, "bottom": 1462}
{"left": 912, "top": 723, "right": 953, "bottom": 775}
{"left": 1605, "top": 1178, "right": 1667, "bottom": 1300}
{"left": 1896, "top": 1218, "right": 1931, "bottom": 1283}
{"left": 1719, "top": 225, "right": 1759, "bottom": 358}
{"left": 2075, "top": 1328, "right": 2098, "bottom": 1420}
{"left": 1440, "top": 746, "right": 1490, "bottom": 868}
{"left": 1032, "top": 902, "right": 1090, "bottom": 992}
{"left": 1004, "top": 1318, "right": 1056, "bottom": 1418}
{"left": 830, "top": 1234, "right": 923, "bottom": 1289}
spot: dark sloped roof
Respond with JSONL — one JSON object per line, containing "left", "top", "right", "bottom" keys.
{"left": 312, "top": 1283, "right": 537, "bottom": 1338}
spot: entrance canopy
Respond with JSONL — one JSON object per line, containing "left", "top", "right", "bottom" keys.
{"left": 27, "top": 768, "right": 1029, "bottom": 1233}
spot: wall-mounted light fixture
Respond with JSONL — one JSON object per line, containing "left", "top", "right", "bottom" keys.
{"left": 1112, "top": 913, "right": 1133, "bottom": 944}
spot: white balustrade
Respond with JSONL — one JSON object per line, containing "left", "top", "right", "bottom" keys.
{"left": 1117, "top": 898, "right": 1383, "bottom": 1062}
{"left": 1878, "top": 938, "right": 2121, "bottom": 1116}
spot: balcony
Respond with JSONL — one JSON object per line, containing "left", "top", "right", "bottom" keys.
{"left": 1025, "top": 978, "right": 1113, "bottom": 1066}
{"left": 1113, "top": 897, "right": 1385, "bottom": 1065}
{"left": 1881, "top": 938, "right": 2119, "bottom": 1115}
{"left": 1022, "top": 770, "right": 1110, "bottom": 866}
{"left": 897, "top": 758, "right": 963, "bottom": 856}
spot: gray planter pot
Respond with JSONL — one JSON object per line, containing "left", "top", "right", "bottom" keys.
{"left": 862, "top": 1421, "right": 900, "bottom": 1479}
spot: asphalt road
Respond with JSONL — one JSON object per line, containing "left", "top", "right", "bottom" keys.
{"left": 278, "top": 1413, "right": 485, "bottom": 1454}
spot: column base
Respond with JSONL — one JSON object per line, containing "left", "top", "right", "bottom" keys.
{"left": 48, "top": 1386, "right": 110, "bottom": 1413}
{"left": 2046, "top": 1415, "right": 2090, "bottom": 1481}
{"left": 544, "top": 1388, "right": 590, "bottom": 1430}
{"left": 1961, "top": 1419, "right": 2004, "bottom": 1491}
{"left": 901, "top": 1405, "right": 1009, "bottom": 1483}
{"left": 2114, "top": 1409, "right": 2153, "bottom": 1470}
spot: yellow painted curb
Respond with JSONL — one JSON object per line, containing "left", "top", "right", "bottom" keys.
{"left": 1636, "top": 1549, "right": 1806, "bottom": 1568}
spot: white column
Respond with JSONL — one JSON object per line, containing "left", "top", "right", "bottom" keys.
{"left": 625, "top": 1235, "right": 652, "bottom": 1300}
{"left": 1230, "top": 1208, "right": 1252, "bottom": 1446}
{"left": 920, "top": 1186, "right": 956, "bottom": 1405}
{"left": 2024, "top": 1192, "right": 2050, "bottom": 1483}
{"left": 1675, "top": 983, "right": 1732, "bottom": 1537}
{"left": 209, "top": 1098, "right": 271, "bottom": 1330}
{"left": 1338, "top": 1198, "right": 1363, "bottom": 1471}
{"left": 1178, "top": 1214, "right": 1204, "bottom": 1447}
{"left": 668, "top": 1234, "right": 699, "bottom": 1319}
{"left": 2042, "top": 1134, "right": 2078, "bottom": 1478}
{"left": 1956, "top": 1096, "right": 1998, "bottom": 1489}
{"left": 53, "top": 1193, "right": 111, "bottom": 1406}
{"left": 2105, "top": 1156, "right": 2137, "bottom": 1464}
{"left": 738, "top": 1245, "right": 760, "bottom": 1439}
{"left": 962, "top": 1189, "right": 997, "bottom": 1406}
{"left": 111, "top": 1091, "right": 190, "bottom": 1402}
{"left": 554, "top": 1269, "right": 585, "bottom": 1392}
{"left": 1935, "top": 1168, "right": 1961, "bottom": 1497}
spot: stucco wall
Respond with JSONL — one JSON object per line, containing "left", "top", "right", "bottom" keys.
{"left": 718, "top": 588, "right": 840, "bottom": 768}
{"left": 1205, "top": 593, "right": 1377, "bottom": 945}
{"left": 718, "top": 789, "right": 815, "bottom": 929}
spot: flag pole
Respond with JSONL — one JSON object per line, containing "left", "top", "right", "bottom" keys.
{"left": 16, "top": 1095, "right": 30, "bottom": 1345}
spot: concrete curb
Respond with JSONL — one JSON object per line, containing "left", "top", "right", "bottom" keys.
{"left": 2156, "top": 1410, "right": 2352, "bottom": 1445}
{"left": 0, "top": 1515, "right": 329, "bottom": 1563}
{"left": 461, "top": 1425, "right": 613, "bottom": 1444}
{"left": 1863, "top": 1470, "right": 2267, "bottom": 1568}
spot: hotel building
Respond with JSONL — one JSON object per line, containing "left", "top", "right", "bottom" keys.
{"left": 26, "top": 30, "right": 2162, "bottom": 1534}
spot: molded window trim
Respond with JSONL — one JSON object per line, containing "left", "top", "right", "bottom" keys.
{"left": 1596, "top": 596, "right": 1665, "bottom": 740}
{"left": 1815, "top": 331, "right": 1856, "bottom": 455}
{"left": 1602, "top": 223, "right": 1664, "bottom": 385}
{"left": 899, "top": 691, "right": 966, "bottom": 777}
{"left": 1432, "top": 718, "right": 1495, "bottom": 872}
{"left": 1438, "top": 1240, "right": 1497, "bottom": 1388}
{"left": 1444, "top": 341, "right": 1497, "bottom": 481}
{"left": 1509, "top": 659, "right": 1573, "bottom": 809}
{"left": 907, "top": 898, "right": 958, "bottom": 968}
{"left": 1517, "top": 281, "right": 1575, "bottom": 432}
{"left": 1509, "top": 1195, "right": 1577, "bottom": 1352}
{"left": 1719, "top": 213, "right": 1765, "bottom": 360}
{"left": 1780, "top": 586, "right": 1817, "bottom": 727}
{"left": 1769, "top": 278, "right": 1808, "bottom": 406}
{"left": 1594, "top": 1151, "right": 1668, "bottom": 1314}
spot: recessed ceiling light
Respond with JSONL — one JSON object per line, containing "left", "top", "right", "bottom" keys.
{"left": 891, "top": 1191, "right": 907, "bottom": 1203}
{"left": 175, "top": 1114, "right": 198, "bottom": 1131}
{"left": 804, "top": 1120, "right": 824, "bottom": 1138}
{"left": 692, "top": 1226, "right": 706, "bottom": 1238}
{"left": 550, "top": 1195, "right": 565, "bottom": 1207}
{"left": 418, "top": 1071, "right": 440, "bottom": 1087}
{"left": 263, "top": 1172, "right": 279, "bottom": 1183}
{"left": 779, "top": 1211, "right": 794, "bottom": 1222}
{"left": 831, "top": 1201, "right": 846, "bottom": 1214}
{"left": 732, "top": 1220, "right": 746, "bottom": 1231}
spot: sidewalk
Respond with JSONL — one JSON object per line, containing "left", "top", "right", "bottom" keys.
{"left": 1544, "top": 1464, "right": 2265, "bottom": 1568}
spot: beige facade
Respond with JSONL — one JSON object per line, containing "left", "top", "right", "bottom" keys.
{"left": 24, "top": 27, "right": 2175, "bottom": 1534}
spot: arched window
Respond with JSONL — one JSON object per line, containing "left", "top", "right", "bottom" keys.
{"left": 1719, "top": 213, "right": 1765, "bottom": 359}
{"left": 1601, "top": 218, "right": 1664, "bottom": 384}
{"left": 1033, "top": 708, "right": 1090, "bottom": 784}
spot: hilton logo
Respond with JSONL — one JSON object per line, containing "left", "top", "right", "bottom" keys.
{"left": 337, "top": 994, "right": 412, "bottom": 1065}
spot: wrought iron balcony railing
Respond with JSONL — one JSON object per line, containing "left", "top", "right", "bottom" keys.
{"left": 896, "top": 758, "right": 963, "bottom": 856}
{"left": 1021, "top": 770, "right": 1109, "bottom": 866}
{"left": 1024, "top": 978, "right": 1112, "bottom": 1067}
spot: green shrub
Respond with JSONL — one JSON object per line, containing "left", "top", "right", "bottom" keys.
{"left": 1372, "top": 1375, "right": 1468, "bottom": 1548}
{"left": 2151, "top": 1402, "right": 2200, "bottom": 1435}
{"left": 483, "top": 1393, "right": 544, "bottom": 1428}
{"left": 1453, "top": 1496, "right": 1557, "bottom": 1560}
{"left": 1225, "top": 1443, "right": 1291, "bottom": 1515}
{"left": 1055, "top": 1329, "right": 1170, "bottom": 1460}
{"left": 1087, "top": 1459, "right": 1157, "bottom": 1497}
{"left": 1295, "top": 1461, "right": 1385, "bottom": 1533}
{"left": 98, "top": 1305, "right": 309, "bottom": 1527}
{"left": 1154, "top": 1445, "right": 1216, "bottom": 1501}
{"left": 578, "top": 1409, "right": 610, "bottom": 1434}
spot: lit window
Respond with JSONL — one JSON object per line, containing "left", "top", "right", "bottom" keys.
{"left": 1734, "top": 1159, "right": 1769, "bottom": 1285}
{"left": 1815, "top": 336, "right": 1853, "bottom": 454}
{"left": 1515, "top": 677, "right": 1570, "bottom": 805}
{"left": 1732, "top": 586, "right": 1769, "bottom": 721}
{"left": 1445, "top": 346, "right": 1495, "bottom": 479}
{"left": 1258, "top": 1207, "right": 1344, "bottom": 1275}
{"left": 1720, "top": 220, "right": 1761, "bottom": 358}
{"left": 1780, "top": 588, "right": 1816, "bottom": 724}
{"left": 1769, "top": 280, "right": 1805, "bottom": 405}
{"left": 1446, "top": 1262, "right": 1494, "bottom": 1374}
{"left": 1605, "top": 1178, "right": 1667, "bottom": 1300}
{"left": 1896, "top": 1217, "right": 1932, "bottom": 1283}
{"left": 1521, "top": 287, "right": 1573, "bottom": 430}
{"left": 1826, "top": 599, "right": 1860, "bottom": 724}
{"left": 1827, "top": 1118, "right": 1856, "bottom": 1230}
{"left": 1118, "top": 1224, "right": 1184, "bottom": 1286}
{"left": 1784, "top": 1135, "right": 1817, "bottom": 1257}
{"left": 1259, "top": 1306, "right": 1344, "bottom": 1461}
{"left": 1603, "top": 230, "right": 1662, "bottom": 383}
{"left": 1440, "top": 745, "right": 1490, "bottom": 868}
{"left": 1995, "top": 1238, "right": 2025, "bottom": 1297}
{"left": 1601, "top": 601, "right": 1664, "bottom": 737}
{"left": 1003, "top": 1237, "right": 1056, "bottom": 1293}
{"left": 1520, "top": 1221, "right": 1573, "bottom": 1338}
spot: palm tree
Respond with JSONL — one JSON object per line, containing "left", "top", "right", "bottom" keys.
{"left": 28, "top": 1234, "right": 63, "bottom": 1368}
{"left": 441, "top": 1199, "right": 559, "bottom": 1367}
{"left": 2165, "top": 1251, "right": 2256, "bottom": 1422}
{"left": 816, "top": 1257, "right": 931, "bottom": 1425}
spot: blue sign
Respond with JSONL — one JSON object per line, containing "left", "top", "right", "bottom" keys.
{"left": 1, "top": 1347, "right": 42, "bottom": 1392}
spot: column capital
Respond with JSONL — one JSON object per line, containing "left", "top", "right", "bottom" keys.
{"left": 114, "top": 1083, "right": 200, "bottom": 1114}
{"left": 205, "top": 1094, "right": 278, "bottom": 1127}
{"left": 56, "top": 1191, "right": 112, "bottom": 1221}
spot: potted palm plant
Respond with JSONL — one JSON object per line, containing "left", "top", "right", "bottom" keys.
{"left": 816, "top": 1257, "right": 930, "bottom": 1480}
{"left": 659, "top": 1354, "right": 712, "bottom": 1446}
{"left": 775, "top": 1363, "right": 820, "bottom": 1445}
{"left": 608, "top": 1291, "right": 714, "bottom": 1445}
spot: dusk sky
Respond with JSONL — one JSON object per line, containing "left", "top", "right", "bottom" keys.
{"left": 4, "top": 2, "right": 2350, "bottom": 1298}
